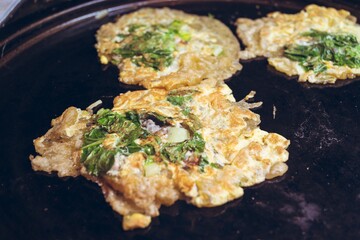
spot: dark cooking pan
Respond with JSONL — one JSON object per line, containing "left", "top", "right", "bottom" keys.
{"left": 0, "top": 0, "right": 359, "bottom": 239}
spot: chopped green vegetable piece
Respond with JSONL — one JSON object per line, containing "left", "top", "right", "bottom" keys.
{"left": 125, "top": 142, "right": 142, "bottom": 154}
{"left": 143, "top": 144, "right": 155, "bottom": 155}
{"left": 160, "top": 131, "right": 206, "bottom": 163}
{"left": 210, "top": 162, "right": 223, "bottom": 169}
{"left": 96, "top": 109, "right": 146, "bottom": 143}
{"left": 126, "top": 111, "right": 141, "bottom": 125}
{"left": 81, "top": 109, "right": 148, "bottom": 176}
{"left": 112, "top": 20, "right": 191, "bottom": 70}
{"left": 128, "top": 24, "right": 146, "bottom": 33}
{"left": 82, "top": 107, "right": 208, "bottom": 176}
{"left": 167, "top": 90, "right": 194, "bottom": 116}
{"left": 160, "top": 142, "right": 186, "bottom": 163}
{"left": 284, "top": 29, "right": 360, "bottom": 74}
{"left": 181, "top": 107, "right": 191, "bottom": 116}
{"left": 186, "top": 132, "right": 205, "bottom": 152}
{"left": 144, "top": 156, "right": 155, "bottom": 165}
{"left": 198, "top": 156, "right": 209, "bottom": 173}
{"left": 168, "top": 20, "right": 192, "bottom": 41}
{"left": 81, "top": 128, "right": 115, "bottom": 176}
{"left": 167, "top": 95, "right": 192, "bottom": 106}
{"left": 96, "top": 108, "right": 120, "bottom": 127}
{"left": 82, "top": 128, "right": 106, "bottom": 147}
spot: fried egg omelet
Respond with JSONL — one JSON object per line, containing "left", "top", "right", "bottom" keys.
{"left": 96, "top": 8, "right": 242, "bottom": 90}
{"left": 236, "top": 5, "right": 360, "bottom": 84}
{"left": 30, "top": 79, "right": 289, "bottom": 230}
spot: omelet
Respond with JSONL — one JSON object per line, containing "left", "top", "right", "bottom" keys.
{"left": 236, "top": 4, "right": 360, "bottom": 84}
{"left": 30, "top": 79, "right": 289, "bottom": 230}
{"left": 96, "top": 8, "right": 242, "bottom": 90}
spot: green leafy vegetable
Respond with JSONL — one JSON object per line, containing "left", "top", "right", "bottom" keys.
{"left": 160, "top": 132, "right": 206, "bottom": 163}
{"left": 284, "top": 29, "right": 360, "bottom": 74}
{"left": 81, "top": 128, "right": 115, "bottom": 176}
{"left": 198, "top": 156, "right": 209, "bottom": 173}
{"left": 160, "top": 143, "right": 186, "bottom": 163}
{"left": 128, "top": 24, "right": 146, "bottom": 33}
{"left": 126, "top": 111, "right": 141, "bottom": 125}
{"left": 181, "top": 107, "right": 191, "bottom": 116}
{"left": 168, "top": 20, "right": 191, "bottom": 41}
{"left": 116, "top": 33, "right": 128, "bottom": 39}
{"left": 96, "top": 109, "right": 146, "bottom": 145}
{"left": 210, "top": 162, "right": 223, "bottom": 169}
{"left": 113, "top": 20, "right": 191, "bottom": 70}
{"left": 81, "top": 109, "right": 148, "bottom": 176}
{"left": 82, "top": 108, "right": 208, "bottom": 176}
{"left": 166, "top": 90, "right": 194, "bottom": 116}
{"left": 186, "top": 132, "right": 205, "bottom": 152}
{"left": 199, "top": 159, "right": 223, "bottom": 173}
{"left": 144, "top": 156, "right": 155, "bottom": 165}
{"left": 143, "top": 144, "right": 155, "bottom": 155}
{"left": 82, "top": 128, "right": 106, "bottom": 147}
{"left": 167, "top": 95, "right": 192, "bottom": 106}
